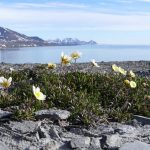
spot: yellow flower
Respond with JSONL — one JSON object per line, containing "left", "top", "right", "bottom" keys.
{"left": 91, "top": 59, "right": 100, "bottom": 67}
{"left": 128, "top": 70, "right": 135, "bottom": 78}
{"left": 61, "top": 52, "right": 72, "bottom": 65}
{"left": 129, "top": 81, "right": 136, "bottom": 88}
{"left": 33, "top": 86, "right": 46, "bottom": 101}
{"left": 70, "top": 51, "right": 82, "bottom": 60}
{"left": 112, "top": 64, "right": 119, "bottom": 72}
{"left": 124, "top": 79, "right": 130, "bottom": 85}
{"left": 118, "top": 67, "right": 127, "bottom": 75}
{"left": 0, "top": 77, "right": 12, "bottom": 89}
{"left": 48, "top": 63, "right": 56, "bottom": 69}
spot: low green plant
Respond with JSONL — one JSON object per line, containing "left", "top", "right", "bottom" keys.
{"left": 0, "top": 65, "right": 150, "bottom": 125}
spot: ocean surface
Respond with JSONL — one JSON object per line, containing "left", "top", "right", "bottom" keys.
{"left": 0, "top": 45, "right": 150, "bottom": 64}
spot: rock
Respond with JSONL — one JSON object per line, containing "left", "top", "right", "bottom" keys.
{"left": 35, "top": 109, "right": 70, "bottom": 120}
{"left": 86, "top": 124, "right": 114, "bottom": 137}
{"left": 0, "top": 109, "right": 13, "bottom": 119}
{"left": 60, "top": 131, "right": 81, "bottom": 142}
{"left": 38, "top": 126, "right": 49, "bottom": 139}
{"left": 7, "top": 121, "right": 41, "bottom": 134}
{"left": 49, "top": 126, "right": 60, "bottom": 139}
{"left": 112, "top": 123, "right": 139, "bottom": 141}
{"left": 44, "top": 139, "right": 61, "bottom": 150}
{"left": 101, "top": 134, "right": 122, "bottom": 149}
{"left": 119, "top": 141, "right": 150, "bottom": 150}
{"left": 70, "top": 137, "right": 91, "bottom": 149}
{"left": 0, "top": 141, "right": 9, "bottom": 150}
{"left": 134, "top": 115, "right": 150, "bottom": 125}
{"left": 90, "top": 138, "right": 101, "bottom": 149}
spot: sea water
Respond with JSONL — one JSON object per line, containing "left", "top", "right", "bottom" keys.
{"left": 0, "top": 45, "right": 150, "bottom": 64}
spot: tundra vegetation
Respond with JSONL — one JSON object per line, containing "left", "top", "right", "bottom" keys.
{"left": 0, "top": 52, "right": 149, "bottom": 125}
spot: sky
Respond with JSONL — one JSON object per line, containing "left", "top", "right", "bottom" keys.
{"left": 1, "top": 0, "right": 150, "bottom": 44}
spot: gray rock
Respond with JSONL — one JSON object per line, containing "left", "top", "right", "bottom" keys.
{"left": 134, "top": 115, "right": 150, "bottom": 125}
{"left": 38, "top": 126, "right": 50, "bottom": 139}
{"left": 7, "top": 121, "right": 41, "bottom": 134}
{"left": 35, "top": 108, "right": 70, "bottom": 120}
{"left": 44, "top": 139, "right": 61, "bottom": 150}
{"left": 101, "top": 134, "right": 122, "bottom": 149}
{"left": 0, "top": 109, "right": 13, "bottom": 119}
{"left": 90, "top": 138, "right": 101, "bottom": 149}
{"left": 107, "top": 134, "right": 122, "bottom": 148}
{"left": 0, "top": 141, "right": 9, "bottom": 150}
{"left": 87, "top": 124, "right": 114, "bottom": 137}
{"left": 49, "top": 126, "right": 60, "bottom": 139}
{"left": 119, "top": 141, "right": 150, "bottom": 150}
{"left": 70, "top": 137, "right": 91, "bottom": 149}
{"left": 112, "top": 123, "right": 137, "bottom": 134}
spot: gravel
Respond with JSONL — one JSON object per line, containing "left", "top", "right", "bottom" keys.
{"left": 1, "top": 61, "right": 150, "bottom": 76}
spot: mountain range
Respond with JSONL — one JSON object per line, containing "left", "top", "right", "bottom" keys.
{"left": 0, "top": 27, "right": 97, "bottom": 48}
{"left": 47, "top": 38, "right": 97, "bottom": 46}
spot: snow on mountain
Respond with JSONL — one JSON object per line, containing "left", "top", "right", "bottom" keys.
{"left": 0, "top": 27, "right": 48, "bottom": 48}
{"left": 0, "top": 27, "right": 97, "bottom": 48}
{"left": 47, "top": 38, "right": 97, "bottom": 46}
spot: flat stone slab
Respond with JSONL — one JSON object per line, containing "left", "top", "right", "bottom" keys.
{"left": 119, "top": 141, "right": 150, "bottom": 150}
{"left": 8, "top": 121, "right": 41, "bottom": 134}
{"left": 35, "top": 109, "right": 70, "bottom": 120}
{"left": 0, "top": 109, "right": 13, "bottom": 119}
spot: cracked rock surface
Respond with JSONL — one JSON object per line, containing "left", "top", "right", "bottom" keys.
{"left": 0, "top": 118, "right": 149, "bottom": 150}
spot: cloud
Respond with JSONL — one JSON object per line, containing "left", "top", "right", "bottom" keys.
{"left": 0, "top": 2, "right": 150, "bottom": 33}
{"left": 11, "top": 2, "right": 88, "bottom": 9}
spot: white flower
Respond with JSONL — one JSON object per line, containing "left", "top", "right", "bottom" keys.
{"left": 128, "top": 70, "right": 135, "bottom": 78}
{"left": 118, "top": 67, "right": 127, "bottom": 75}
{"left": 61, "top": 52, "right": 72, "bottom": 65}
{"left": 10, "top": 67, "right": 15, "bottom": 72}
{"left": 124, "top": 80, "right": 137, "bottom": 88}
{"left": 129, "top": 81, "right": 137, "bottom": 88}
{"left": 91, "top": 59, "right": 100, "bottom": 67}
{"left": 70, "top": 51, "right": 82, "bottom": 60}
{"left": 112, "top": 64, "right": 120, "bottom": 72}
{"left": 33, "top": 86, "right": 46, "bottom": 101}
{"left": 0, "top": 77, "right": 12, "bottom": 89}
{"left": 48, "top": 63, "right": 56, "bottom": 69}
{"left": 112, "top": 64, "right": 127, "bottom": 75}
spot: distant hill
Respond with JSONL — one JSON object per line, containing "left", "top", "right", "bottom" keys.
{"left": 47, "top": 38, "right": 97, "bottom": 46}
{"left": 0, "top": 27, "right": 49, "bottom": 48}
{"left": 0, "top": 27, "right": 97, "bottom": 48}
